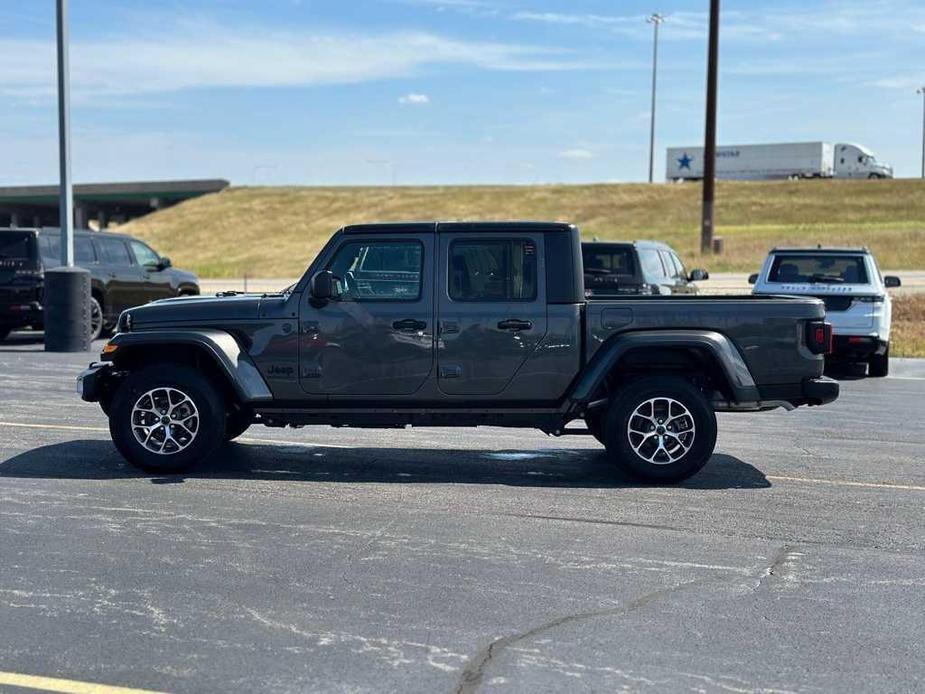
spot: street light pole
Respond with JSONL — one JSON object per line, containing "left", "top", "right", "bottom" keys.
{"left": 700, "top": 0, "right": 720, "bottom": 255}
{"left": 56, "top": 0, "right": 73, "bottom": 267}
{"left": 647, "top": 13, "right": 665, "bottom": 184}
{"left": 918, "top": 87, "right": 925, "bottom": 179}
{"left": 46, "top": 0, "right": 91, "bottom": 352}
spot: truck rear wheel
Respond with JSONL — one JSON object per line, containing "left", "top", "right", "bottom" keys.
{"left": 109, "top": 366, "right": 226, "bottom": 473}
{"left": 602, "top": 375, "right": 717, "bottom": 483}
{"left": 868, "top": 345, "right": 889, "bottom": 378}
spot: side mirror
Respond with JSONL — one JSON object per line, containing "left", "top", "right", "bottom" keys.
{"left": 157, "top": 256, "right": 172, "bottom": 270}
{"left": 748, "top": 273, "right": 759, "bottom": 285}
{"left": 689, "top": 268, "right": 709, "bottom": 282}
{"left": 310, "top": 270, "right": 339, "bottom": 300}
{"left": 884, "top": 275, "right": 901, "bottom": 288}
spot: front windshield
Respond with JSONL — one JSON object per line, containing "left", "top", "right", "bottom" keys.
{"left": 768, "top": 254, "right": 869, "bottom": 284}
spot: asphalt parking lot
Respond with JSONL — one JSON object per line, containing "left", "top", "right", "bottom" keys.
{"left": 1, "top": 332, "right": 924, "bottom": 693}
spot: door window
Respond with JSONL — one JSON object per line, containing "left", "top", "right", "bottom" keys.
{"left": 326, "top": 240, "right": 422, "bottom": 301}
{"left": 39, "top": 235, "right": 96, "bottom": 266}
{"left": 97, "top": 237, "right": 133, "bottom": 266}
{"left": 638, "top": 248, "right": 666, "bottom": 279}
{"left": 449, "top": 239, "right": 537, "bottom": 301}
{"left": 130, "top": 240, "right": 160, "bottom": 268}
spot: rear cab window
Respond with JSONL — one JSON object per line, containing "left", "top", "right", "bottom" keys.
{"left": 768, "top": 254, "right": 869, "bottom": 285}
{"left": 449, "top": 239, "right": 537, "bottom": 301}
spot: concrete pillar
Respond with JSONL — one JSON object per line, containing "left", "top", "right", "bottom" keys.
{"left": 33, "top": 214, "right": 42, "bottom": 228}
{"left": 98, "top": 209, "right": 108, "bottom": 230}
{"left": 74, "top": 204, "right": 87, "bottom": 230}
{"left": 9, "top": 212, "right": 19, "bottom": 228}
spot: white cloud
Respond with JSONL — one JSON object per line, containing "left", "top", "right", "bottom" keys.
{"left": 398, "top": 93, "right": 430, "bottom": 105}
{"left": 559, "top": 148, "right": 595, "bottom": 160}
{"left": 0, "top": 22, "right": 611, "bottom": 101}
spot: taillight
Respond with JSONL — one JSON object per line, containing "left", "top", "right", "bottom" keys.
{"left": 806, "top": 320, "right": 833, "bottom": 355}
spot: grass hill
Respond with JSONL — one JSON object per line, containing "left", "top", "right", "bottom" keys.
{"left": 121, "top": 179, "right": 925, "bottom": 278}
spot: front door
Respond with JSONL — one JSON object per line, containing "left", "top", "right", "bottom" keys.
{"left": 437, "top": 231, "right": 548, "bottom": 396}
{"left": 299, "top": 233, "right": 434, "bottom": 396}
{"left": 129, "top": 240, "right": 174, "bottom": 302}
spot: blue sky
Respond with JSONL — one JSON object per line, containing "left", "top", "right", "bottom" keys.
{"left": 1, "top": 0, "right": 923, "bottom": 185}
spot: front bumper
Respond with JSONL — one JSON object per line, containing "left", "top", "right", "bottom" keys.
{"left": 77, "top": 362, "right": 114, "bottom": 402}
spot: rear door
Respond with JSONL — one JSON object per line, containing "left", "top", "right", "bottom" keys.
{"left": 436, "top": 229, "right": 547, "bottom": 396}
{"left": 299, "top": 231, "right": 435, "bottom": 396}
{"left": 95, "top": 235, "right": 138, "bottom": 314}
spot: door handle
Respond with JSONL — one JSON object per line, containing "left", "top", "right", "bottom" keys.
{"left": 392, "top": 318, "right": 427, "bottom": 332}
{"left": 497, "top": 319, "right": 533, "bottom": 331}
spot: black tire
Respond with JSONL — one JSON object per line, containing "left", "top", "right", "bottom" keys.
{"left": 0, "top": 326, "right": 11, "bottom": 342}
{"left": 224, "top": 409, "right": 253, "bottom": 442}
{"left": 601, "top": 375, "right": 717, "bottom": 483}
{"left": 89, "top": 295, "right": 103, "bottom": 341}
{"left": 109, "top": 366, "right": 226, "bottom": 473}
{"left": 868, "top": 345, "right": 889, "bottom": 378}
{"left": 585, "top": 413, "right": 606, "bottom": 445}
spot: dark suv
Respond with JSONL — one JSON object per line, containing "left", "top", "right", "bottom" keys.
{"left": 582, "top": 240, "right": 708, "bottom": 297}
{"left": 0, "top": 227, "right": 199, "bottom": 341}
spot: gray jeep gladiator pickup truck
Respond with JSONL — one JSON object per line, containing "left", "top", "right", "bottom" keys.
{"left": 78, "top": 222, "right": 838, "bottom": 482}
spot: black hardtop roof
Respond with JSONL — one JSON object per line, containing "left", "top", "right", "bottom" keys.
{"left": 341, "top": 221, "right": 577, "bottom": 235}
{"left": 582, "top": 239, "right": 674, "bottom": 250}
{"left": 771, "top": 247, "right": 870, "bottom": 254}
{"left": 0, "top": 226, "right": 136, "bottom": 240}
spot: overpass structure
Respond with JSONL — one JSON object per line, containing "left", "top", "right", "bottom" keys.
{"left": 0, "top": 179, "right": 229, "bottom": 229}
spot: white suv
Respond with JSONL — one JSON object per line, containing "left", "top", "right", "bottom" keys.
{"left": 749, "top": 248, "right": 901, "bottom": 376}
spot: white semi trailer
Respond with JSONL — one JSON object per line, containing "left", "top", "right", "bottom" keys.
{"left": 665, "top": 142, "right": 893, "bottom": 181}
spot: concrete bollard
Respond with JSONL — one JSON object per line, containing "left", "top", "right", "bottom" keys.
{"left": 44, "top": 266, "right": 92, "bottom": 352}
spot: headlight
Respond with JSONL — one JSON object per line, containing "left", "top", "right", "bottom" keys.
{"left": 116, "top": 311, "right": 133, "bottom": 332}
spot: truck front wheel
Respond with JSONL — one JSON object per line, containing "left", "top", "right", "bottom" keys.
{"left": 602, "top": 375, "right": 717, "bottom": 483}
{"left": 109, "top": 366, "right": 226, "bottom": 473}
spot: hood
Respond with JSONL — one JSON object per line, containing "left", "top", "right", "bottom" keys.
{"left": 124, "top": 293, "right": 264, "bottom": 327}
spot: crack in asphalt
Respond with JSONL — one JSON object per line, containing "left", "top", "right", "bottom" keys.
{"left": 454, "top": 545, "right": 803, "bottom": 693}
{"left": 453, "top": 577, "right": 712, "bottom": 694}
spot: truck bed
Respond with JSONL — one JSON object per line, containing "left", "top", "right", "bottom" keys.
{"left": 584, "top": 294, "right": 826, "bottom": 386}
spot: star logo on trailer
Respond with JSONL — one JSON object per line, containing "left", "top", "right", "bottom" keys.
{"left": 678, "top": 153, "right": 693, "bottom": 170}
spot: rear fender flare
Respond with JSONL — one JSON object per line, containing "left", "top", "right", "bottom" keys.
{"left": 570, "top": 330, "right": 759, "bottom": 405}
{"left": 107, "top": 329, "right": 272, "bottom": 403}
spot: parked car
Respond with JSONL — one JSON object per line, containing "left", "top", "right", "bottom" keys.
{"left": 582, "top": 240, "right": 708, "bottom": 297}
{"left": 0, "top": 227, "right": 199, "bottom": 342}
{"left": 749, "top": 247, "right": 900, "bottom": 376}
{"left": 78, "top": 221, "right": 837, "bottom": 483}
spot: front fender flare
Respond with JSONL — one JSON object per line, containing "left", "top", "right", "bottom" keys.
{"left": 107, "top": 329, "right": 272, "bottom": 403}
{"left": 569, "top": 330, "right": 759, "bottom": 405}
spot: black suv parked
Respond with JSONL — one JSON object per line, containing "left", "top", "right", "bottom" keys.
{"left": 0, "top": 227, "right": 199, "bottom": 341}
{"left": 582, "top": 240, "right": 708, "bottom": 297}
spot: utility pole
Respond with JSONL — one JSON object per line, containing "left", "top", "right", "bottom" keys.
{"left": 918, "top": 87, "right": 925, "bottom": 179}
{"left": 647, "top": 13, "right": 665, "bottom": 184}
{"left": 46, "top": 0, "right": 91, "bottom": 352}
{"left": 700, "top": 0, "right": 720, "bottom": 255}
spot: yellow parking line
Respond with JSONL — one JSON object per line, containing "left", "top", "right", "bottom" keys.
{"left": 0, "top": 670, "right": 168, "bottom": 694}
{"left": 0, "top": 421, "right": 108, "bottom": 433}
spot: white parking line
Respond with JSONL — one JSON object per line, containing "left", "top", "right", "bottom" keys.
{"left": 1, "top": 420, "right": 923, "bottom": 492}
